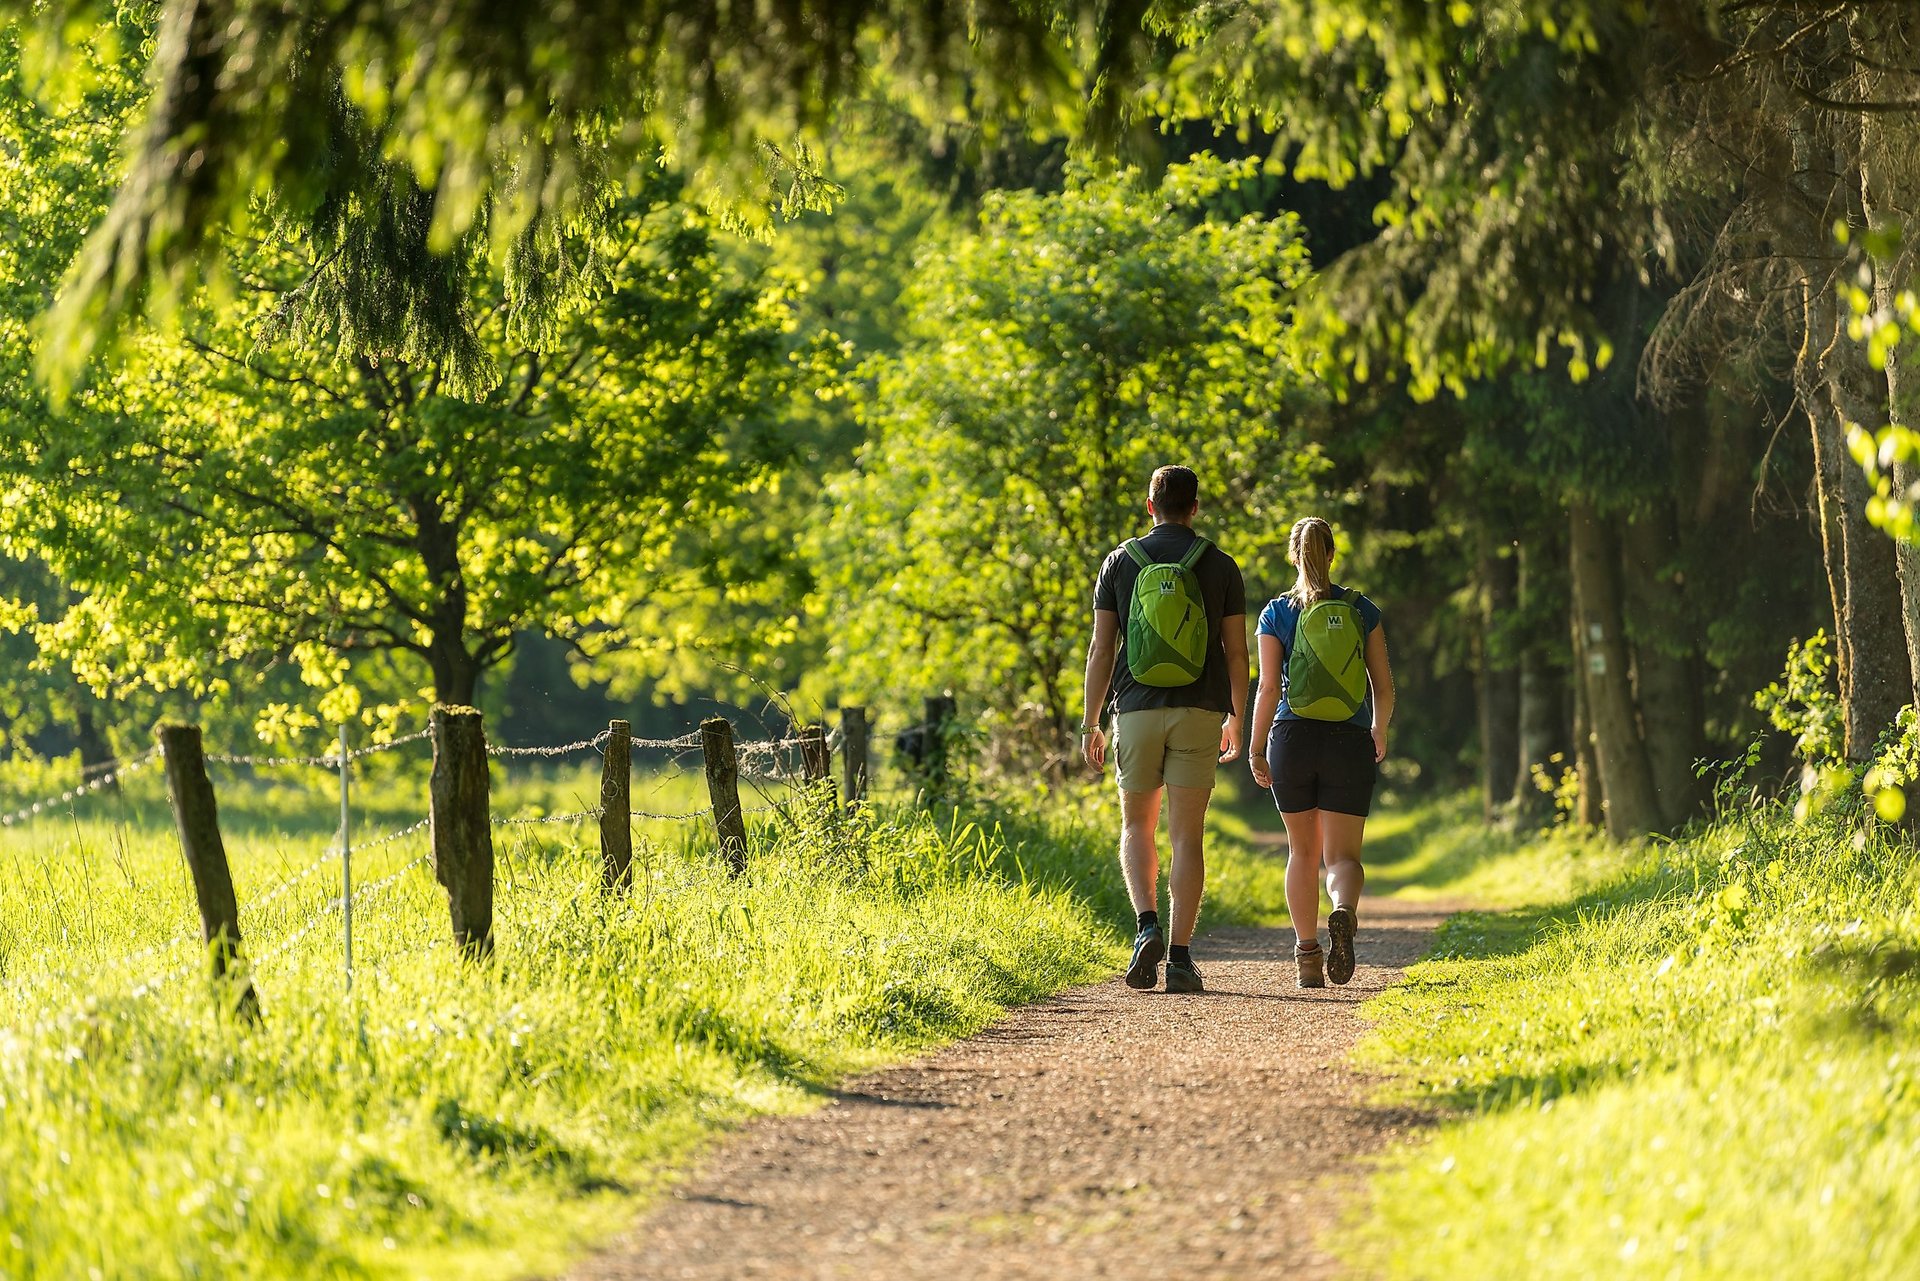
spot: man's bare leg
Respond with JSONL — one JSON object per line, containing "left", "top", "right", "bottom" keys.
{"left": 1119, "top": 787, "right": 1163, "bottom": 915}
{"left": 1120, "top": 786, "right": 1166, "bottom": 989}
{"left": 1164, "top": 783, "right": 1213, "bottom": 946}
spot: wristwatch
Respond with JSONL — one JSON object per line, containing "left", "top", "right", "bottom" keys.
{"left": 1077, "top": 724, "right": 1099, "bottom": 738}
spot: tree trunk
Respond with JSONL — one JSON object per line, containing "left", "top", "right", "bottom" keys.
{"left": 1805, "top": 283, "right": 1913, "bottom": 758}
{"left": 428, "top": 636, "right": 481, "bottom": 707}
{"left": 1570, "top": 618, "right": 1604, "bottom": 831}
{"left": 429, "top": 706, "right": 494, "bottom": 958}
{"left": 1622, "top": 500, "right": 1703, "bottom": 829}
{"left": 72, "top": 693, "right": 116, "bottom": 786}
{"left": 1477, "top": 527, "right": 1521, "bottom": 819}
{"left": 1511, "top": 536, "right": 1563, "bottom": 819}
{"left": 1513, "top": 649, "right": 1557, "bottom": 819}
{"left": 1855, "top": 26, "right": 1920, "bottom": 707}
{"left": 1569, "top": 501, "right": 1664, "bottom": 838}
{"left": 1787, "top": 84, "right": 1913, "bottom": 759}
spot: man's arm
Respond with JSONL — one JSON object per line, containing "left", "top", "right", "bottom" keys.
{"left": 1082, "top": 609, "right": 1121, "bottom": 772}
{"left": 1220, "top": 613, "right": 1248, "bottom": 763}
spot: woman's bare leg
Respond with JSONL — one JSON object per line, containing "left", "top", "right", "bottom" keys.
{"left": 1278, "top": 807, "right": 1323, "bottom": 949}
{"left": 1320, "top": 810, "right": 1368, "bottom": 911}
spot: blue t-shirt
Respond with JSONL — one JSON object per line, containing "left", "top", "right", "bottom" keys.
{"left": 1256, "top": 587, "right": 1383, "bottom": 727}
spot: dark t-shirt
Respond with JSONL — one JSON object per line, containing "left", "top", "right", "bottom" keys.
{"left": 1094, "top": 524, "right": 1247, "bottom": 717}
{"left": 1256, "top": 587, "right": 1384, "bottom": 728}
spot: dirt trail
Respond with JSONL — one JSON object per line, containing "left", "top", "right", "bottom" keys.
{"left": 571, "top": 896, "right": 1446, "bottom": 1280}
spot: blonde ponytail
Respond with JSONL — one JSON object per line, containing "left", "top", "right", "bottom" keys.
{"left": 1285, "top": 517, "right": 1336, "bottom": 609}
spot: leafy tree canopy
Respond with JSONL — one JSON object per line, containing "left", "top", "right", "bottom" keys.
{"left": 12, "top": 0, "right": 1160, "bottom": 392}
{"left": 0, "top": 24, "right": 802, "bottom": 730}
{"left": 808, "top": 156, "right": 1324, "bottom": 747}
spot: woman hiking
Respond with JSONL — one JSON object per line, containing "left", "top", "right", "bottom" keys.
{"left": 1247, "top": 517, "right": 1395, "bottom": 988}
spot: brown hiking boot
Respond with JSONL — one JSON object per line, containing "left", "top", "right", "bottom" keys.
{"left": 1327, "top": 905, "right": 1357, "bottom": 985}
{"left": 1295, "top": 943, "right": 1325, "bottom": 989}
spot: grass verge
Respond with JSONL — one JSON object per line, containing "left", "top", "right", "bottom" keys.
{"left": 1353, "top": 798, "right": 1920, "bottom": 1280}
{"left": 2, "top": 764, "right": 1284, "bottom": 1279}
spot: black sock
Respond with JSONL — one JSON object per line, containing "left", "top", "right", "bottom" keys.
{"left": 1169, "top": 944, "right": 1192, "bottom": 965}
{"left": 1137, "top": 910, "right": 1158, "bottom": 932}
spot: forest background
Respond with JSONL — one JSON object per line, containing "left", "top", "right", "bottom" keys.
{"left": 4, "top": 0, "right": 1920, "bottom": 839}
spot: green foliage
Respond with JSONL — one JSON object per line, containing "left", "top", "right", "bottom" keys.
{"left": 1693, "top": 734, "right": 1767, "bottom": 817}
{"left": 1865, "top": 705, "right": 1918, "bottom": 824}
{"left": 1753, "top": 632, "right": 1845, "bottom": 765}
{"left": 1148, "top": 0, "right": 1645, "bottom": 399}
{"left": 0, "top": 22, "right": 801, "bottom": 724}
{"left": 1849, "top": 422, "right": 1920, "bottom": 544}
{"left": 1528, "top": 752, "right": 1584, "bottom": 825}
{"left": 810, "top": 156, "right": 1324, "bottom": 740}
{"left": 1353, "top": 800, "right": 1920, "bottom": 1281}
{"left": 18, "top": 0, "right": 1153, "bottom": 386}
{"left": 592, "top": 133, "right": 952, "bottom": 708}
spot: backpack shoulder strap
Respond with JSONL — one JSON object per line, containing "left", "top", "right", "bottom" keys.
{"left": 1177, "top": 536, "right": 1212, "bottom": 570}
{"left": 1123, "top": 539, "right": 1151, "bottom": 568}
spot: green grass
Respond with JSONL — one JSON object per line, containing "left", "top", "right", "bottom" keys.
{"left": 0, "top": 753, "right": 1287, "bottom": 1279}
{"left": 1361, "top": 793, "right": 1628, "bottom": 907}
{"left": 1352, "top": 798, "right": 1920, "bottom": 1280}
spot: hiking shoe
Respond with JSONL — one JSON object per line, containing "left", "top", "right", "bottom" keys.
{"left": 1326, "top": 905, "right": 1357, "bottom": 985}
{"left": 1295, "top": 943, "right": 1325, "bottom": 989}
{"left": 1164, "top": 956, "right": 1205, "bottom": 994}
{"left": 1125, "top": 923, "right": 1165, "bottom": 990}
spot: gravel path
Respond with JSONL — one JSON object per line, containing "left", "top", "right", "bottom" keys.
{"left": 571, "top": 894, "right": 1446, "bottom": 1281}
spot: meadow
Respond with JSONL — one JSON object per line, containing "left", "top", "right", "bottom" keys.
{"left": 1353, "top": 797, "right": 1920, "bottom": 1280}
{"left": 0, "top": 745, "right": 1290, "bottom": 1279}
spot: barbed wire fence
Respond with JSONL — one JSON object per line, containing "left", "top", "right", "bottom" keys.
{"left": 0, "top": 695, "right": 958, "bottom": 1024}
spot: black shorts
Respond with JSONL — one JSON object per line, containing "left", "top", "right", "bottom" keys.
{"left": 1267, "top": 719, "right": 1377, "bottom": 817}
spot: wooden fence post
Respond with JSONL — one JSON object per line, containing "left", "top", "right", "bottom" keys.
{"left": 158, "top": 724, "right": 260, "bottom": 1022}
{"left": 430, "top": 705, "right": 494, "bottom": 959}
{"left": 701, "top": 717, "right": 749, "bottom": 874}
{"left": 600, "top": 719, "right": 633, "bottom": 892}
{"left": 799, "top": 723, "right": 829, "bottom": 785}
{"left": 925, "top": 694, "right": 957, "bottom": 787}
{"left": 842, "top": 706, "right": 869, "bottom": 804}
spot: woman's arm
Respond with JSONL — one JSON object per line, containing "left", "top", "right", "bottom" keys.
{"left": 1249, "top": 631, "right": 1285, "bottom": 788}
{"left": 1365, "top": 624, "right": 1395, "bottom": 763}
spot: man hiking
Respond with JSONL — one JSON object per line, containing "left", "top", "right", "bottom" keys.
{"left": 1081, "top": 465, "right": 1248, "bottom": 994}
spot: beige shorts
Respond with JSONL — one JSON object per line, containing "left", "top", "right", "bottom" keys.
{"left": 1113, "top": 707, "right": 1226, "bottom": 792}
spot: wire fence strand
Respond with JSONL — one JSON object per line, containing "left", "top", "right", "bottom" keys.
{"left": 9, "top": 708, "right": 828, "bottom": 997}
{"left": 0, "top": 748, "right": 162, "bottom": 828}
{"left": 205, "top": 727, "right": 433, "bottom": 770}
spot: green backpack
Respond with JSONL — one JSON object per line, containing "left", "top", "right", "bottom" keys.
{"left": 1122, "top": 537, "right": 1212, "bottom": 687}
{"left": 1287, "top": 589, "right": 1368, "bottom": 720}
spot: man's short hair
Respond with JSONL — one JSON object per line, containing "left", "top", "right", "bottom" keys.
{"left": 1149, "top": 465, "right": 1199, "bottom": 517}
